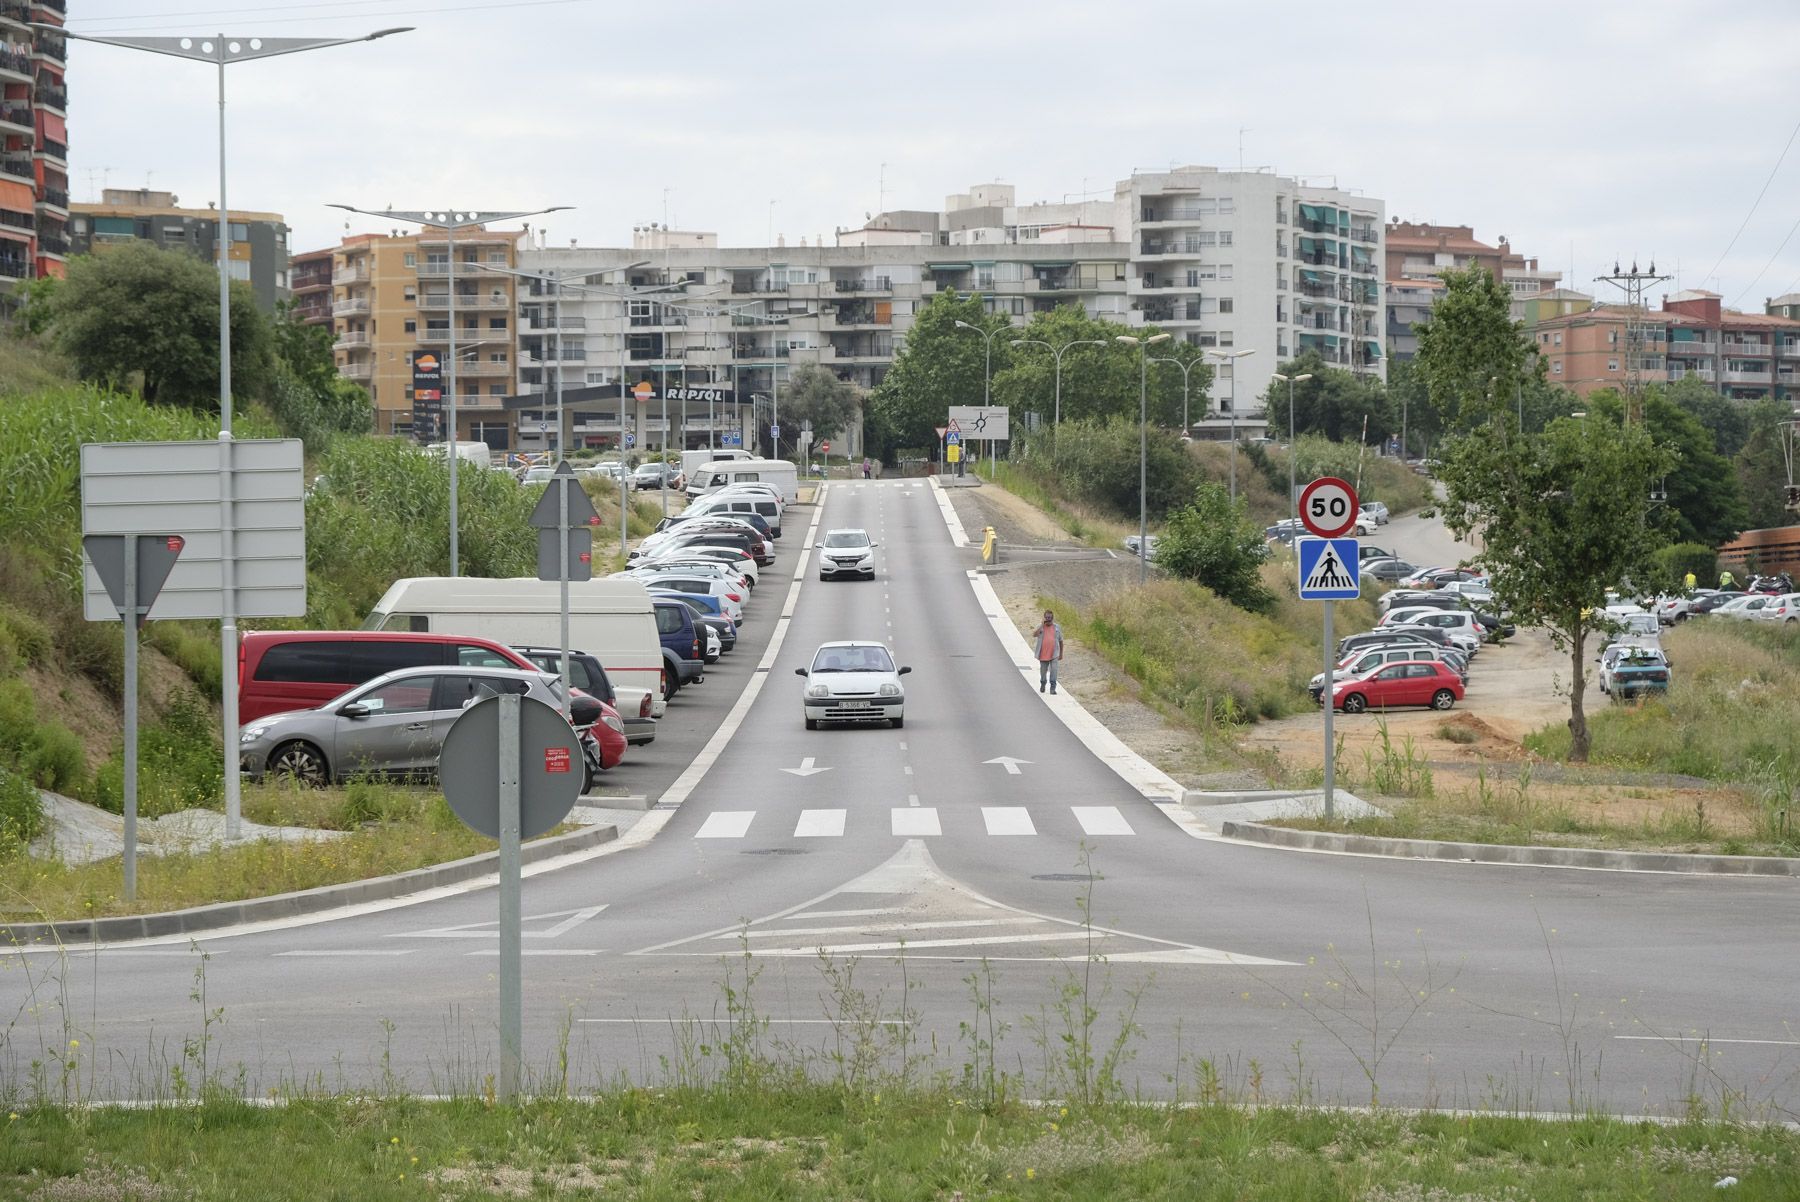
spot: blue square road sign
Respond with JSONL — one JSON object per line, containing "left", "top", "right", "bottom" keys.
{"left": 1296, "top": 537, "right": 1361, "bottom": 600}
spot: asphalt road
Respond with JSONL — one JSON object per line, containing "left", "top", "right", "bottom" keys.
{"left": 5, "top": 479, "right": 1798, "bottom": 1116}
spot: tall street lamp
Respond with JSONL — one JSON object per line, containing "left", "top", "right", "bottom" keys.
{"left": 1270, "top": 371, "right": 1313, "bottom": 520}
{"left": 1149, "top": 354, "right": 1202, "bottom": 435}
{"left": 1205, "top": 348, "right": 1258, "bottom": 505}
{"left": 1116, "top": 332, "right": 1172, "bottom": 583}
{"left": 1012, "top": 337, "right": 1105, "bottom": 433}
{"left": 955, "top": 318, "right": 1013, "bottom": 477}
{"left": 56, "top": 23, "right": 411, "bottom": 844}
{"left": 329, "top": 204, "right": 571, "bottom": 576}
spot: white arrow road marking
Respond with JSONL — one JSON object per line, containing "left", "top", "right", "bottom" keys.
{"left": 1072, "top": 806, "right": 1135, "bottom": 836}
{"left": 982, "top": 807, "right": 1036, "bottom": 836}
{"left": 985, "top": 756, "right": 1032, "bottom": 775}
{"left": 695, "top": 810, "right": 756, "bottom": 838}
{"left": 781, "top": 757, "right": 832, "bottom": 777}
{"left": 890, "top": 807, "right": 940, "bottom": 836}
{"left": 794, "top": 809, "right": 846, "bottom": 838}
{"left": 402, "top": 905, "right": 608, "bottom": 940}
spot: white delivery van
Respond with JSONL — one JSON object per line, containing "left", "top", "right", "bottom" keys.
{"left": 363, "top": 577, "right": 667, "bottom": 715}
{"left": 680, "top": 447, "right": 755, "bottom": 481}
{"left": 684, "top": 457, "right": 799, "bottom": 505}
{"left": 424, "top": 441, "right": 494, "bottom": 470}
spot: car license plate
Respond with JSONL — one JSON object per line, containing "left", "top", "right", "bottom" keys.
{"left": 838, "top": 700, "right": 871, "bottom": 710}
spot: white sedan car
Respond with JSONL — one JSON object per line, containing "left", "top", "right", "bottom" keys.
{"left": 796, "top": 641, "right": 910, "bottom": 729}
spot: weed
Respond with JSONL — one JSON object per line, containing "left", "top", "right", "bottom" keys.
{"left": 1360, "top": 719, "right": 1436, "bottom": 798}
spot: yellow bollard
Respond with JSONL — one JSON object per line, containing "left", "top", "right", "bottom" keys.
{"left": 981, "top": 526, "right": 997, "bottom": 564}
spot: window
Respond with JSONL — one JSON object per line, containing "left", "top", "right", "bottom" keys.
{"left": 1608, "top": 359, "right": 1620, "bottom": 372}
{"left": 489, "top": 384, "right": 506, "bottom": 396}
{"left": 404, "top": 252, "right": 417, "bottom": 267}
{"left": 489, "top": 317, "right": 507, "bottom": 330}
{"left": 1608, "top": 330, "right": 1619, "bottom": 344}
{"left": 403, "top": 320, "right": 416, "bottom": 334}
{"left": 403, "top": 287, "right": 416, "bottom": 301}
{"left": 1218, "top": 298, "right": 1234, "bottom": 314}
{"left": 227, "top": 260, "right": 250, "bottom": 281}
{"left": 454, "top": 644, "right": 515, "bottom": 668}
{"left": 254, "top": 639, "right": 444, "bottom": 683}
{"left": 1218, "top": 197, "right": 1234, "bottom": 214}
{"left": 1218, "top": 331, "right": 1234, "bottom": 346}
{"left": 228, "top": 222, "right": 248, "bottom": 242}
{"left": 1553, "top": 332, "right": 1562, "bottom": 346}
{"left": 1218, "top": 264, "right": 1233, "bottom": 281}
{"left": 276, "top": 270, "right": 288, "bottom": 289}
{"left": 1552, "top": 361, "right": 1563, "bottom": 375}
{"left": 356, "top": 676, "right": 436, "bottom": 715}
{"left": 1217, "top": 231, "right": 1233, "bottom": 247}
{"left": 487, "top": 250, "right": 506, "bottom": 264}
{"left": 1186, "top": 269, "right": 1199, "bottom": 287}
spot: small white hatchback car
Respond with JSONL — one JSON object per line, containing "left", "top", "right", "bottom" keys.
{"left": 796, "top": 641, "right": 910, "bottom": 729}
{"left": 816, "top": 528, "right": 877, "bottom": 580}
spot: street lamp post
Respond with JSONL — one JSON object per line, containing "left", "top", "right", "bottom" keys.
{"left": 1115, "top": 333, "right": 1172, "bottom": 583}
{"left": 57, "top": 23, "right": 411, "bottom": 847}
{"left": 955, "top": 318, "right": 1013, "bottom": 477}
{"left": 1205, "top": 348, "right": 1258, "bottom": 505}
{"left": 1270, "top": 371, "right": 1313, "bottom": 520}
{"left": 1148, "top": 355, "right": 1201, "bottom": 435}
{"left": 329, "top": 204, "right": 571, "bottom": 575}
{"left": 1012, "top": 337, "right": 1106, "bottom": 433}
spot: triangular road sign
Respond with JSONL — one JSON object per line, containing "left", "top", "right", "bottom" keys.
{"left": 529, "top": 463, "right": 601, "bottom": 529}
{"left": 83, "top": 534, "right": 186, "bottom": 626}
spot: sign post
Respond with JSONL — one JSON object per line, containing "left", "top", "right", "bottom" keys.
{"left": 531, "top": 463, "right": 601, "bottom": 720}
{"left": 439, "top": 692, "right": 583, "bottom": 1103}
{"left": 1296, "top": 476, "right": 1361, "bottom": 822}
{"left": 83, "top": 533, "right": 186, "bottom": 900}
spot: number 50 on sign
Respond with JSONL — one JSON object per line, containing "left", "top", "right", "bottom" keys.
{"left": 1298, "top": 476, "right": 1359, "bottom": 539}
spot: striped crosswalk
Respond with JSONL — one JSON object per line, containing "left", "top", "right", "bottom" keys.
{"left": 691, "top": 804, "right": 1141, "bottom": 840}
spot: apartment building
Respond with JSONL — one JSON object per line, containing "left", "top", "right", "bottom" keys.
{"left": 68, "top": 189, "right": 291, "bottom": 311}
{"left": 1383, "top": 221, "right": 1560, "bottom": 361}
{"left": 498, "top": 166, "right": 1385, "bottom": 454}
{"left": 1384, "top": 278, "right": 1444, "bottom": 362}
{"left": 289, "top": 247, "right": 333, "bottom": 326}
{"left": 1532, "top": 289, "right": 1800, "bottom": 401}
{"left": 329, "top": 229, "right": 522, "bottom": 441}
{"left": 0, "top": 0, "right": 67, "bottom": 290}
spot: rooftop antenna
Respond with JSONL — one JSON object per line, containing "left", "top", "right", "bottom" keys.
{"left": 878, "top": 162, "right": 887, "bottom": 215}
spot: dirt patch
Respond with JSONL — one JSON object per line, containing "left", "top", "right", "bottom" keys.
{"left": 943, "top": 481, "right": 1082, "bottom": 548}
{"left": 24, "top": 646, "right": 200, "bottom": 776}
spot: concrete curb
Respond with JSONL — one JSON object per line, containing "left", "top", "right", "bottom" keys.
{"left": 0, "top": 824, "right": 619, "bottom": 948}
{"left": 1219, "top": 820, "right": 1800, "bottom": 876}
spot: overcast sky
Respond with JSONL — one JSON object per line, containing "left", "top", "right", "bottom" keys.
{"left": 60, "top": 0, "right": 1800, "bottom": 310}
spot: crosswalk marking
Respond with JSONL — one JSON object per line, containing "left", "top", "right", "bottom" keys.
{"left": 684, "top": 805, "right": 1145, "bottom": 841}
{"left": 695, "top": 810, "right": 756, "bottom": 839}
{"left": 982, "top": 806, "right": 1036, "bottom": 836}
{"left": 794, "top": 808, "right": 846, "bottom": 837}
{"left": 1073, "top": 806, "right": 1135, "bottom": 835}
{"left": 891, "top": 807, "right": 941, "bottom": 836}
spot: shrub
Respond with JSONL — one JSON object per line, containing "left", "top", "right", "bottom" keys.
{"left": 23, "top": 720, "right": 85, "bottom": 794}
{"left": 1017, "top": 417, "right": 1201, "bottom": 521}
{"left": 0, "top": 604, "right": 53, "bottom": 665}
{"left": 1651, "top": 541, "right": 1719, "bottom": 591}
{"left": 146, "top": 622, "right": 223, "bottom": 698}
{"left": 92, "top": 692, "right": 222, "bottom": 817}
{"left": 1156, "top": 481, "right": 1275, "bottom": 614}
{"left": 0, "top": 677, "right": 35, "bottom": 761}
{"left": 0, "top": 761, "right": 43, "bottom": 850}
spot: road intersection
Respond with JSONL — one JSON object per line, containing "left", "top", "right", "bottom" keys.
{"left": 4, "top": 477, "right": 1797, "bottom": 1115}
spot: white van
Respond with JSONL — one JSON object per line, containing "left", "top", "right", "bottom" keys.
{"left": 363, "top": 577, "right": 667, "bottom": 715}
{"left": 680, "top": 447, "right": 755, "bottom": 481}
{"left": 685, "top": 457, "right": 799, "bottom": 505}
{"left": 424, "top": 441, "right": 494, "bottom": 470}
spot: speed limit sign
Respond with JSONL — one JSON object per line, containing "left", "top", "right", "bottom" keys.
{"left": 1298, "top": 476, "right": 1359, "bottom": 538}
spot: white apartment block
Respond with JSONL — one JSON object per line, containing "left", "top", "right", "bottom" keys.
{"left": 507, "top": 166, "right": 1385, "bottom": 454}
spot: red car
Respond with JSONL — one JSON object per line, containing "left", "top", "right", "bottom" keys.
{"left": 1331, "top": 659, "right": 1464, "bottom": 713}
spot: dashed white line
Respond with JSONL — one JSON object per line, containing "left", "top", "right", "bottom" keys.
{"left": 273, "top": 950, "right": 415, "bottom": 958}
{"left": 1072, "top": 806, "right": 1136, "bottom": 836}
{"left": 794, "top": 808, "right": 847, "bottom": 838}
{"left": 891, "top": 808, "right": 941, "bottom": 836}
{"left": 982, "top": 807, "right": 1037, "bottom": 836}
{"left": 695, "top": 810, "right": 756, "bottom": 839}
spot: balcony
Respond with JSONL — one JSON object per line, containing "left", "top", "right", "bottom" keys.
{"left": 0, "top": 206, "right": 28, "bottom": 232}
{"left": 1722, "top": 339, "right": 1771, "bottom": 357}
{"left": 1726, "top": 367, "right": 1773, "bottom": 384}
{"left": 338, "top": 362, "right": 372, "bottom": 381}
{"left": 1668, "top": 365, "right": 1717, "bottom": 383}
{"left": 834, "top": 276, "right": 892, "bottom": 292}
{"left": 35, "top": 232, "right": 64, "bottom": 256}
{"left": 1350, "top": 227, "right": 1379, "bottom": 244}
{"left": 522, "top": 315, "right": 585, "bottom": 333}
{"left": 291, "top": 271, "right": 332, "bottom": 292}
{"left": 336, "top": 263, "right": 371, "bottom": 283}
{"left": 415, "top": 328, "right": 499, "bottom": 346}
{"left": 1668, "top": 339, "right": 1717, "bottom": 355}
{"left": 37, "top": 186, "right": 66, "bottom": 210}
{"left": 32, "top": 81, "right": 64, "bottom": 110}
{"left": 456, "top": 360, "right": 512, "bottom": 377}
{"left": 33, "top": 137, "right": 64, "bottom": 162}
{"left": 331, "top": 297, "right": 369, "bottom": 317}
{"left": 417, "top": 290, "right": 510, "bottom": 311}
{"left": 333, "top": 331, "right": 369, "bottom": 349}
{"left": 0, "top": 49, "right": 27, "bottom": 79}
{"left": 0, "top": 156, "right": 29, "bottom": 182}
{"left": 0, "top": 100, "right": 27, "bottom": 130}
{"left": 0, "top": 2, "right": 30, "bottom": 26}
{"left": 31, "top": 32, "right": 63, "bottom": 62}
{"left": 525, "top": 349, "right": 588, "bottom": 365}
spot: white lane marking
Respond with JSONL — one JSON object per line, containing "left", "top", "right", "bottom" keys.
{"left": 1614, "top": 1036, "right": 1800, "bottom": 1046}
{"left": 982, "top": 807, "right": 1036, "bottom": 836}
{"left": 466, "top": 949, "right": 601, "bottom": 957}
{"left": 755, "top": 931, "right": 1094, "bottom": 956}
{"left": 581, "top": 1018, "right": 912, "bottom": 1026}
{"left": 726, "top": 918, "right": 1037, "bottom": 939}
{"left": 405, "top": 905, "right": 608, "bottom": 940}
{"left": 784, "top": 907, "right": 908, "bottom": 919}
{"left": 906, "top": 793, "right": 920, "bottom": 808}
{"left": 1073, "top": 806, "right": 1136, "bottom": 836}
{"left": 0, "top": 948, "right": 231, "bottom": 957}
{"left": 929, "top": 477, "right": 972, "bottom": 546}
{"left": 891, "top": 808, "right": 941, "bottom": 836}
{"left": 273, "top": 950, "right": 416, "bottom": 958}
{"left": 897, "top": 741, "right": 907, "bottom": 751}
{"left": 695, "top": 811, "right": 756, "bottom": 839}
{"left": 780, "top": 756, "right": 832, "bottom": 777}
{"left": 902, "top": 764, "right": 913, "bottom": 775}
{"left": 794, "top": 809, "right": 846, "bottom": 838}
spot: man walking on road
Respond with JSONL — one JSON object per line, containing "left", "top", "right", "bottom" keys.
{"left": 1033, "top": 610, "right": 1063, "bottom": 694}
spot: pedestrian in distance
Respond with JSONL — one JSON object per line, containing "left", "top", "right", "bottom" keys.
{"left": 1720, "top": 568, "right": 1736, "bottom": 589}
{"left": 861, "top": 457, "right": 872, "bottom": 479}
{"left": 1033, "top": 609, "right": 1063, "bottom": 694}
{"left": 1684, "top": 570, "right": 1697, "bottom": 592}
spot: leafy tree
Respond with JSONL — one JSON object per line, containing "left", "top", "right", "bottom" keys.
{"left": 1584, "top": 390, "right": 1745, "bottom": 545}
{"left": 1650, "top": 542, "right": 1719, "bottom": 591}
{"left": 1735, "top": 401, "right": 1800, "bottom": 530}
{"left": 991, "top": 305, "right": 1199, "bottom": 429}
{"left": 1437, "top": 415, "right": 1673, "bottom": 762}
{"left": 779, "top": 363, "right": 861, "bottom": 447}
{"left": 48, "top": 240, "right": 273, "bottom": 411}
{"left": 866, "top": 291, "right": 1006, "bottom": 460}
{"left": 1154, "top": 481, "right": 1274, "bottom": 613}
{"left": 1015, "top": 416, "right": 1200, "bottom": 519}
{"left": 1664, "top": 374, "right": 1750, "bottom": 458}
{"left": 1412, "top": 265, "right": 1538, "bottom": 432}
{"left": 1261, "top": 349, "right": 1394, "bottom": 444}
{"left": 263, "top": 302, "right": 373, "bottom": 449}
{"left": 1385, "top": 357, "right": 1437, "bottom": 457}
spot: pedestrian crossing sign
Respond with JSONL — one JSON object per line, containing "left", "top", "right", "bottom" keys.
{"left": 1296, "top": 537, "right": 1361, "bottom": 600}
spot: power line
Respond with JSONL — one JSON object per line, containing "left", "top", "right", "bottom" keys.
{"left": 1729, "top": 208, "right": 1800, "bottom": 308}
{"left": 1700, "top": 109, "right": 1800, "bottom": 293}
{"left": 68, "top": 0, "right": 595, "bottom": 33}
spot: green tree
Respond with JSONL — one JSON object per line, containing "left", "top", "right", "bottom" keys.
{"left": 1664, "top": 374, "right": 1750, "bottom": 457}
{"left": 1437, "top": 415, "right": 1673, "bottom": 762}
{"left": 263, "top": 302, "right": 373, "bottom": 449}
{"left": 865, "top": 291, "right": 1006, "bottom": 460}
{"left": 1261, "top": 349, "right": 1394, "bottom": 444}
{"left": 779, "top": 363, "right": 861, "bottom": 448}
{"left": 1585, "top": 389, "right": 1746, "bottom": 545}
{"left": 48, "top": 240, "right": 273, "bottom": 411}
{"left": 1412, "top": 265, "right": 1537, "bottom": 432}
{"left": 1154, "top": 480, "right": 1274, "bottom": 613}
{"left": 991, "top": 305, "right": 1199, "bottom": 429}
{"left": 1735, "top": 400, "right": 1800, "bottom": 530}
{"left": 1385, "top": 357, "right": 1437, "bottom": 457}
